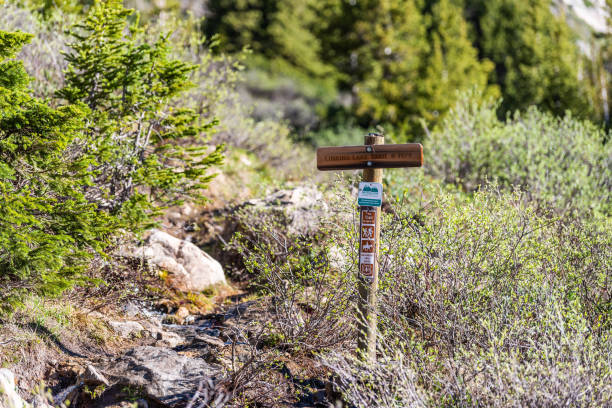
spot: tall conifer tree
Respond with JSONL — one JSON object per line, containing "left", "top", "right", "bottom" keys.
{"left": 204, "top": 0, "right": 334, "bottom": 79}
{"left": 464, "top": 0, "right": 591, "bottom": 117}
{"left": 419, "top": 0, "right": 495, "bottom": 125}
{"left": 315, "top": 0, "right": 492, "bottom": 136}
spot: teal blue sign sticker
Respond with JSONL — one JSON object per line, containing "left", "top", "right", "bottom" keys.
{"left": 358, "top": 182, "right": 383, "bottom": 207}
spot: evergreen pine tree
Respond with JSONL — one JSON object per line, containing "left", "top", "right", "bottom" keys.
{"left": 315, "top": 0, "right": 492, "bottom": 137}
{"left": 58, "top": 0, "right": 223, "bottom": 231}
{"left": 583, "top": 0, "right": 612, "bottom": 126}
{"left": 418, "top": 0, "right": 496, "bottom": 126}
{"left": 204, "top": 0, "right": 334, "bottom": 79}
{"left": 464, "top": 0, "right": 591, "bottom": 117}
{"left": 0, "top": 30, "right": 112, "bottom": 307}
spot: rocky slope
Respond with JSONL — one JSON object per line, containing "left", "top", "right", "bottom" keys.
{"left": 0, "top": 186, "right": 336, "bottom": 408}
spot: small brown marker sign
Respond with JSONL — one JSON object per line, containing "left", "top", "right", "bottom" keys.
{"left": 359, "top": 208, "right": 378, "bottom": 280}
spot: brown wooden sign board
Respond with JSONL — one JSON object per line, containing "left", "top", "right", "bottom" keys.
{"left": 316, "top": 143, "right": 423, "bottom": 170}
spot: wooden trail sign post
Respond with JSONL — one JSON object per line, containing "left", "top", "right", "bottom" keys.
{"left": 316, "top": 134, "right": 423, "bottom": 361}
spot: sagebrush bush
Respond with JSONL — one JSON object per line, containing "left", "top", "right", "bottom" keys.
{"left": 231, "top": 195, "right": 357, "bottom": 352}
{"left": 426, "top": 93, "right": 612, "bottom": 217}
{"left": 233, "top": 178, "right": 610, "bottom": 406}
{"left": 321, "top": 343, "right": 426, "bottom": 408}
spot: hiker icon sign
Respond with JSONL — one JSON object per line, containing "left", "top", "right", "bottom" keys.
{"left": 358, "top": 182, "right": 383, "bottom": 207}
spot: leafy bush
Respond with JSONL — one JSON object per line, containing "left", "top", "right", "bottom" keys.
{"left": 231, "top": 194, "right": 357, "bottom": 352}
{"left": 321, "top": 187, "right": 611, "bottom": 406}
{"left": 0, "top": 2, "right": 73, "bottom": 98}
{"left": 303, "top": 123, "right": 367, "bottom": 148}
{"left": 426, "top": 94, "right": 612, "bottom": 216}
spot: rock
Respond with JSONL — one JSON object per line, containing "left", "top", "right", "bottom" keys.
{"left": 87, "top": 311, "right": 106, "bottom": 320}
{"left": 154, "top": 331, "right": 185, "bottom": 348}
{"left": 0, "top": 369, "right": 27, "bottom": 408}
{"left": 30, "top": 395, "right": 52, "bottom": 408}
{"left": 245, "top": 186, "right": 327, "bottom": 236}
{"left": 140, "top": 317, "right": 163, "bottom": 332}
{"left": 52, "top": 383, "right": 82, "bottom": 406}
{"left": 122, "top": 302, "right": 141, "bottom": 318}
{"left": 130, "top": 230, "right": 226, "bottom": 292}
{"left": 136, "top": 399, "right": 148, "bottom": 408}
{"left": 108, "top": 320, "right": 145, "bottom": 338}
{"left": 175, "top": 306, "right": 190, "bottom": 322}
{"left": 193, "top": 333, "right": 225, "bottom": 348}
{"left": 105, "top": 346, "right": 219, "bottom": 406}
{"left": 79, "top": 365, "right": 109, "bottom": 387}
{"left": 179, "top": 203, "right": 197, "bottom": 217}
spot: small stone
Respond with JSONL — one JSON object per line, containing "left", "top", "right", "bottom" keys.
{"left": 79, "top": 365, "right": 109, "bottom": 387}
{"left": 88, "top": 311, "right": 105, "bottom": 319}
{"left": 155, "top": 331, "right": 185, "bottom": 348}
{"left": 123, "top": 302, "right": 140, "bottom": 318}
{"left": 31, "top": 394, "right": 53, "bottom": 408}
{"left": 0, "top": 369, "right": 27, "bottom": 408}
{"left": 327, "top": 245, "right": 348, "bottom": 271}
{"left": 108, "top": 320, "right": 145, "bottom": 338}
{"left": 194, "top": 333, "right": 225, "bottom": 348}
{"left": 175, "top": 306, "right": 189, "bottom": 320}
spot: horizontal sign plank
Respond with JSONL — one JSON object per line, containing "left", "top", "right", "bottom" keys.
{"left": 316, "top": 143, "right": 423, "bottom": 170}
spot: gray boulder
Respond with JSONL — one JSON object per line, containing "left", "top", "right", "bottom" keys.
{"left": 105, "top": 346, "right": 219, "bottom": 406}
{"left": 126, "top": 230, "right": 226, "bottom": 292}
{"left": 245, "top": 186, "right": 327, "bottom": 236}
{"left": 0, "top": 369, "right": 26, "bottom": 408}
{"left": 154, "top": 331, "right": 185, "bottom": 348}
{"left": 108, "top": 320, "right": 145, "bottom": 339}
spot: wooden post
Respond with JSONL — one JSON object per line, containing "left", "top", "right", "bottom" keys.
{"left": 357, "top": 133, "right": 384, "bottom": 361}
{"left": 315, "top": 135, "right": 423, "bottom": 362}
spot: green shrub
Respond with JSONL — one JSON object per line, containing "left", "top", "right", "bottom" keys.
{"left": 230, "top": 179, "right": 610, "bottom": 405}
{"left": 57, "top": 0, "right": 223, "bottom": 230}
{"left": 0, "top": 30, "right": 113, "bottom": 307}
{"left": 153, "top": 13, "right": 310, "bottom": 177}
{"left": 426, "top": 94, "right": 612, "bottom": 217}
{"left": 0, "top": 2, "right": 74, "bottom": 98}
{"left": 372, "top": 187, "right": 609, "bottom": 406}
{"left": 231, "top": 196, "right": 356, "bottom": 352}
{"left": 0, "top": 0, "right": 226, "bottom": 308}
{"left": 303, "top": 123, "right": 367, "bottom": 148}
